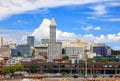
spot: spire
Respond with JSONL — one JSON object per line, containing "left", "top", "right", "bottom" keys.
{"left": 50, "top": 18, "right": 57, "bottom": 27}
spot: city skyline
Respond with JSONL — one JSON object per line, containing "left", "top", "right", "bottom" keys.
{"left": 0, "top": 0, "right": 120, "bottom": 50}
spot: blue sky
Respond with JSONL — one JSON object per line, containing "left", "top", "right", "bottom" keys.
{"left": 0, "top": 0, "right": 120, "bottom": 50}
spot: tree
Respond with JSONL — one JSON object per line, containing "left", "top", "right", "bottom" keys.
{"left": 29, "top": 64, "right": 35, "bottom": 73}
{"left": 62, "top": 55, "right": 69, "bottom": 60}
{"left": 1, "top": 66, "right": 10, "bottom": 75}
{"left": 9, "top": 65, "right": 16, "bottom": 74}
{"left": 31, "top": 49, "right": 35, "bottom": 56}
{"left": 112, "top": 50, "right": 120, "bottom": 55}
{"left": 87, "top": 58, "right": 96, "bottom": 65}
{"left": 1, "top": 65, "right": 24, "bottom": 75}
{"left": 101, "top": 58, "right": 109, "bottom": 63}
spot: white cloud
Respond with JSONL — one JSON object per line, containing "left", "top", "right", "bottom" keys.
{"left": 82, "top": 26, "right": 101, "bottom": 31}
{"left": 114, "top": 47, "right": 120, "bottom": 51}
{"left": 90, "top": 5, "right": 107, "bottom": 16}
{"left": 107, "top": 18, "right": 120, "bottom": 22}
{"left": 94, "top": 26, "right": 101, "bottom": 30}
{"left": 32, "top": 19, "right": 78, "bottom": 42}
{"left": 0, "top": 0, "right": 116, "bottom": 20}
{"left": 0, "top": 29, "right": 32, "bottom": 44}
{"left": 108, "top": 2, "right": 120, "bottom": 7}
{"left": 82, "top": 34, "right": 96, "bottom": 42}
{"left": 82, "top": 26, "right": 93, "bottom": 30}
{"left": 32, "top": 19, "right": 50, "bottom": 42}
{"left": 82, "top": 33, "right": 120, "bottom": 43}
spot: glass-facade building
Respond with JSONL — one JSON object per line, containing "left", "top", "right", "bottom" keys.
{"left": 27, "top": 36, "right": 35, "bottom": 47}
{"left": 93, "top": 46, "right": 111, "bottom": 56}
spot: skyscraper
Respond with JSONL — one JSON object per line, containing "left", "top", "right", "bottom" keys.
{"left": 27, "top": 36, "right": 35, "bottom": 47}
{"left": 48, "top": 18, "right": 62, "bottom": 62}
{"left": 0, "top": 36, "right": 3, "bottom": 47}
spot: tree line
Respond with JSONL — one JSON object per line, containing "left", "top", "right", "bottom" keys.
{"left": 1, "top": 65, "right": 24, "bottom": 75}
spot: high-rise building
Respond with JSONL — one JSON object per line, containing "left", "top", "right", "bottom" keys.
{"left": 48, "top": 18, "right": 62, "bottom": 62}
{"left": 27, "top": 36, "right": 35, "bottom": 47}
{"left": 0, "top": 36, "right": 3, "bottom": 47}
{"left": 41, "top": 39, "right": 49, "bottom": 45}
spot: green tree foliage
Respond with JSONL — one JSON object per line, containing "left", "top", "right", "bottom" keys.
{"left": 62, "top": 55, "right": 69, "bottom": 60}
{"left": 101, "top": 58, "right": 109, "bottom": 63}
{"left": 87, "top": 58, "right": 96, "bottom": 65}
{"left": 112, "top": 50, "right": 120, "bottom": 55}
{"left": 1, "top": 65, "right": 24, "bottom": 75}
{"left": 29, "top": 64, "right": 35, "bottom": 73}
{"left": 2, "top": 66, "right": 10, "bottom": 75}
{"left": 9, "top": 65, "right": 16, "bottom": 74}
{"left": 32, "top": 49, "right": 35, "bottom": 56}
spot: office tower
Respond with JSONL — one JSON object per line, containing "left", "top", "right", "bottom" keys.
{"left": 48, "top": 18, "right": 62, "bottom": 62}
{"left": 41, "top": 39, "right": 49, "bottom": 45}
{"left": 0, "top": 36, "right": 3, "bottom": 47}
{"left": 92, "top": 44, "right": 111, "bottom": 56}
{"left": 27, "top": 36, "right": 35, "bottom": 47}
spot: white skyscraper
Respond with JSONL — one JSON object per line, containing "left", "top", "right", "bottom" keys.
{"left": 48, "top": 18, "right": 62, "bottom": 62}
{"left": 0, "top": 36, "right": 3, "bottom": 47}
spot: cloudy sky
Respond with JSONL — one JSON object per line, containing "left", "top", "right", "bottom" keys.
{"left": 0, "top": 0, "right": 120, "bottom": 50}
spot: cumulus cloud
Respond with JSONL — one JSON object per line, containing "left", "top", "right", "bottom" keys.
{"left": 32, "top": 19, "right": 78, "bottom": 42}
{"left": 82, "top": 33, "right": 120, "bottom": 43}
{"left": 0, "top": 0, "right": 117, "bottom": 20}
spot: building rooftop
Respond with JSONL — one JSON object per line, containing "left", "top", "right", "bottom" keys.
{"left": 50, "top": 18, "right": 57, "bottom": 27}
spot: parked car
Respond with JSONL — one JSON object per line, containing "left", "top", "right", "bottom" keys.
{"left": 73, "top": 74, "right": 78, "bottom": 78}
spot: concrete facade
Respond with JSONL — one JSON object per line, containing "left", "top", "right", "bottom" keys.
{"left": 35, "top": 47, "right": 47, "bottom": 59}
{"left": 0, "top": 47, "right": 11, "bottom": 58}
{"left": 65, "top": 46, "right": 84, "bottom": 59}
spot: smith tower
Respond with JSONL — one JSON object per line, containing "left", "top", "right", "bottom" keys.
{"left": 49, "top": 18, "right": 56, "bottom": 44}
{"left": 48, "top": 18, "right": 62, "bottom": 62}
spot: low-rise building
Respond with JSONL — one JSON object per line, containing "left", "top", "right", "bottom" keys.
{"left": 92, "top": 44, "right": 111, "bottom": 56}
{"left": 34, "top": 47, "right": 47, "bottom": 59}
{"left": 64, "top": 45, "right": 84, "bottom": 59}
{"left": 17, "top": 44, "right": 30, "bottom": 56}
{"left": 0, "top": 46, "right": 11, "bottom": 58}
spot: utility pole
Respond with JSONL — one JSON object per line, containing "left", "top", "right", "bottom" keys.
{"left": 85, "top": 58, "right": 87, "bottom": 78}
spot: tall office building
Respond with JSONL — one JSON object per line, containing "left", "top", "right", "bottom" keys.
{"left": 0, "top": 36, "right": 3, "bottom": 47}
{"left": 27, "top": 36, "right": 35, "bottom": 47}
{"left": 41, "top": 39, "right": 49, "bottom": 45}
{"left": 48, "top": 18, "right": 62, "bottom": 62}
